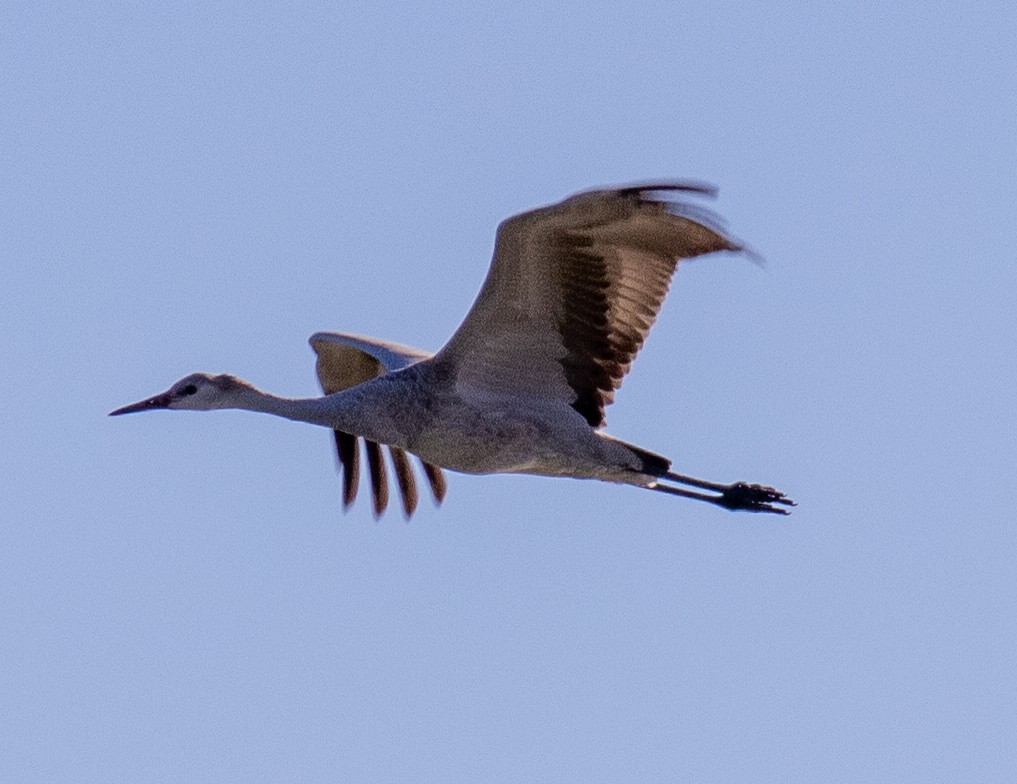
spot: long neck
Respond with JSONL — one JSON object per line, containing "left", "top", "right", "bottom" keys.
{"left": 229, "top": 384, "right": 360, "bottom": 433}
{"left": 220, "top": 376, "right": 415, "bottom": 448}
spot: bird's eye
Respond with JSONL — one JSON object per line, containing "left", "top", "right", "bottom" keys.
{"left": 181, "top": 384, "right": 198, "bottom": 396}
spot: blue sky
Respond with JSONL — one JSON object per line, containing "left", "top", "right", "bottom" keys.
{"left": 3, "top": 2, "right": 1015, "bottom": 782}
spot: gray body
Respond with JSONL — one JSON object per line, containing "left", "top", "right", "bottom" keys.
{"left": 111, "top": 183, "right": 795, "bottom": 517}
{"left": 341, "top": 362, "right": 648, "bottom": 480}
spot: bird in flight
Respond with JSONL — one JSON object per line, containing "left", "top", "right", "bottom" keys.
{"left": 111, "top": 182, "right": 795, "bottom": 518}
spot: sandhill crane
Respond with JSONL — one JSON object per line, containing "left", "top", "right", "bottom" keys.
{"left": 111, "top": 182, "right": 795, "bottom": 517}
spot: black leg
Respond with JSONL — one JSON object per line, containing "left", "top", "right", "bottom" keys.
{"left": 654, "top": 473, "right": 796, "bottom": 514}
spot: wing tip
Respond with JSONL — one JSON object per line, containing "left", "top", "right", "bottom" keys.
{"left": 615, "top": 180, "right": 719, "bottom": 199}
{"left": 587, "top": 180, "right": 738, "bottom": 244}
{"left": 330, "top": 433, "right": 447, "bottom": 520}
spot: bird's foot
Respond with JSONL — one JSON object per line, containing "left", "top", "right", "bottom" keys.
{"left": 717, "top": 482, "right": 796, "bottom": 515}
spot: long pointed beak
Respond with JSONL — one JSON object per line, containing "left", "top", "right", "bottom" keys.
{"left": 109, "top": 392, "right": 173, "bottom": 416}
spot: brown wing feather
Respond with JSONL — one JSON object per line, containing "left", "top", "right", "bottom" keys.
{"left": 311, "top": 336, "right": 443, "bottom": 518}
{"left": 436, "top": 183, "right": 742, "bottom": 428}
{"left": 388, "top": 447, "right": 419, "bottom": 518}
{"left": 420, "top": 460, "right": 447, "bottom": 505}
{"left": 334, "top": 430, "right": 360, "bottom": 508}
{"left": 364, "top": 440, "right": 389, "bottom": 518}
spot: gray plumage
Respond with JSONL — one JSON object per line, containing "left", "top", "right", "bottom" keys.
{"left": 111, "top": 182, "right": 795, "bottom": 517}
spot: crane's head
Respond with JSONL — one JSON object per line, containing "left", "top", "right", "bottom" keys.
{"left": 110, "top": 373, "right": 253, "bottom": 415}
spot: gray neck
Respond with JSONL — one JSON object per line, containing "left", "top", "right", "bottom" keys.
{"left": 221, "top": 376, "right": 415, "bottom": 448}
{"left": 230, "top": 385, "right": 357, "bottom": 432}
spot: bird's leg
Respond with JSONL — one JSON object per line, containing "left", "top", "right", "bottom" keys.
{"left": 714, "top": 481, "right": 795, "bottom": 513}
{"left": 656, "top": 471, "right": 796, "bottom": 515}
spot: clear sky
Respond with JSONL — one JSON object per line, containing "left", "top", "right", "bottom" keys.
{"left": 3, "top": 2, "right": 1015, "bottom": 782}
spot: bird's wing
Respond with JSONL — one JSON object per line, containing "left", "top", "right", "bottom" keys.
{"left": 434, "top": 183, "right": 742, "bottom": 428}
{"left": 309, "top": 332, "right": 447, "bottom": 518}
{"left": 310, "top": 331, "right": 430, "bottom": 382}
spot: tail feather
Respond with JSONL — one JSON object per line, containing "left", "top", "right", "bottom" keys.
{"left": 618, "top": 439, "right": 672, "bottom": 477}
